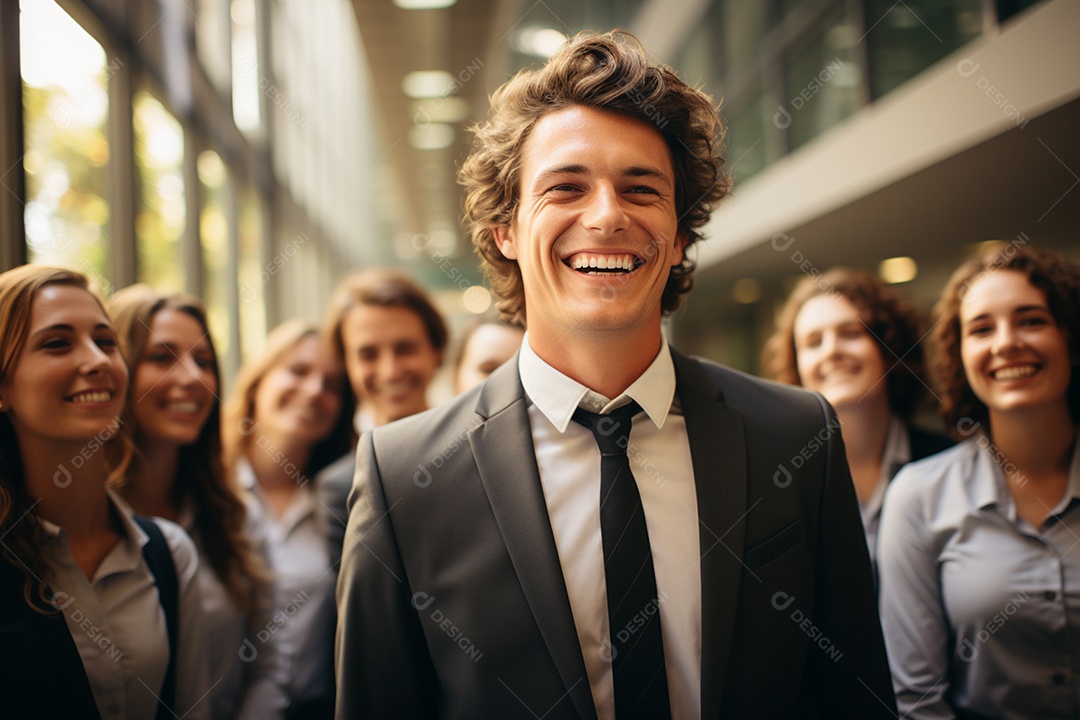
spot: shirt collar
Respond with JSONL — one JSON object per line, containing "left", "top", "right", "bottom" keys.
{"left": 972, "top": 431, "right": 1080, "bottom": 516}
{"left": 518, "top": 330, "right": 676, "bottom": 433}
{"left": 39, "top": 489, "right": 148, "bottom": 547}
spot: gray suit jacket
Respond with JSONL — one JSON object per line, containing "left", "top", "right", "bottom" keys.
{"left": 335, "top": 350, "right": 895, "bottom": 719}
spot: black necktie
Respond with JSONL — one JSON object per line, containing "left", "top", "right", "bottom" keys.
{"left": 573, "top": 402, "right": 671, "bottom": 720}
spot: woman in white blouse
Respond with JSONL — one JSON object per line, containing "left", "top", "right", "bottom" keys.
{"left": 0, "top": 266, "right": 208, "bottom": 720}
{"left": 109, "top": 285, "right": 288, "bottom": 719}
{"left": 222, "top": 320, "right": 355, "bottom": 719}
{"left": 879, "top": 245, "right": 1080, "bottom": 719}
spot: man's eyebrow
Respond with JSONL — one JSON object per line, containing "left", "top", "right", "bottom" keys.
{"left": 623, "top": 166, "right": 672, "bottom": 186}
{"left": 532, "top": 164, "right": 672, "bottom": 186}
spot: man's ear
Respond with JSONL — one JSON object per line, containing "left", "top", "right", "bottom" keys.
{"left": 492, "top": 226, "right": 518, "bottom": 260}
{"left": 671, "top": 230, "right": 689, "bottom": 267}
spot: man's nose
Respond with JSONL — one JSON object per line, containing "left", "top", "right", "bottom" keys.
{"left": 582, "top": 184, "right": 629, "bottom": 234}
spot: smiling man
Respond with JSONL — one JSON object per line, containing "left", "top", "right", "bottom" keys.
{"left": 336, "top": 31, "right": 895, "bottom": 720}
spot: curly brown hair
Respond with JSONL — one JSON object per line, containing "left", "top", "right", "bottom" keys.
{"left": 932, "top": 244, "right": 1080, "bottom": 437}
{"left": 762, "top": 267, "right": 931, "bottom": 419}
{"left": 458, "top": 30, "right": 730, "bottom": 325}
{"left": 0, "top": 266, "right": 133, "bottom": 611}
{"left": 109, "top": 284, "right": 271, "bottom": 618}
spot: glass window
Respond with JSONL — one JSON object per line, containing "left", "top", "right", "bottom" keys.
{"left": 21, "top": 0, "right": 112, "bottom": 292}
{"left": 197, "top": 150, "right": 231, "bottom": 360}
{"left": 676, "top": 0, "right": 725, "bottom": 103}
{"left": 725, "top": 88, "right": 767, "bottom": 183}
{"left": 237, "top": 185, "right": 266, "bottom": 362}
{"left": 723, "top": 0, "right": 773, "bottom": 76}
{"left": 196, "top": 0, "right": 231, "bottom": 92}
{"left": 231, "top": 0, "right": 261, "bottom": 133}
{"left": 133, "top": 90, "right": 185, "bottom": 292}
{"left": 782, "top": 5, "right": 861, "bottom": 150}
{"left": 866, "top": 0, "right": 984, "bottom": 99}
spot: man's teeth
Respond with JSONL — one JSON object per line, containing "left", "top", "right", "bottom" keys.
{"left": 167, "top": 401, "right": 200, "bottom": 414}
{"left": 994, "top": 365, "right": 1038, "bottom": 381}
{"left": 382, "top": 382, "right": 412, "bottom": 394}
{"left": 71, "top": 391, "right": 111, "bottom": 404}
{"left": 570, "top": 254, "right": 638, "bottom": 273}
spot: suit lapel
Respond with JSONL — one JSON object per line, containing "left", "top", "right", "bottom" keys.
{"left": 471, "top": 360, "right": 597, "bottom": 720}
{"left": 672, "top": 351, "right": 748, "bottom": 720}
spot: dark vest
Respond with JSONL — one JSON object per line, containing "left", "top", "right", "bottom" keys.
{"left": 0, "top": 516, "right": 178, "bottom": 720}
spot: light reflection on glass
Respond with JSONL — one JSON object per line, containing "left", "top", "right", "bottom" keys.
{"left": 134, "top": 91, "right": 185, "bottom": 292}
{"left": 21, "top": 0, "right": 111, "bottom": 292}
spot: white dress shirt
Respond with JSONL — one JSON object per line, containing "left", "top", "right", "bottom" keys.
{"left": 519, "top": 332, "right": 701, "bottom": 720}
{"left": 177, "top": 492, "right": 289, "bottom": 720}
{"left": 41, "top": 489, "right": 210, "bottom": 720}
{"left": 238, "top": 460, "right": 336, "bottom": 706}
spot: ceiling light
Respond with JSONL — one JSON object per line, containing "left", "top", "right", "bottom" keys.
{"left": 731, "top": 278, "right": 761, "bottom": 304}
{"left": 514, "top": 27, "right": 568, "bottom": 58}
{"left": 412, "top": 97, "right": 469, "bottom": 124}
{"left": 879, "top": 256, "right": 918, "bottom": 284}
{"left": 394, "top": 0, "right": 457, "bottom": 8}
{"left": 402, "top": 71, "right": 454, "bottom": 99}
{"left": 408, "top": 123, "right": 454, "bottom": 150}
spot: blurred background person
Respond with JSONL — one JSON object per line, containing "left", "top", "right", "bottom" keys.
{"left": 223, "top": 320, "right": 355, "bottom": 720}
{"left": 879, "top": 245, "right": 1080, "bottom": 719}
{"left": 764, "top": 267, "right": 952, "bottom": 559}
{"left": 109, "top": 285, "right": 287, "bottom": 720}
{"left": 452, "top": 314, "right": 524, "bottom": 395}
{"left": 317, "top": 268, "right": 447, "bottom": 568}
{"left": 0, "top": 266, "right": 208, "bottom": 719}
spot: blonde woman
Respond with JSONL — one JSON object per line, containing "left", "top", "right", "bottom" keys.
{"left": 223, "top": 320, "right": 355, "bottom": 718}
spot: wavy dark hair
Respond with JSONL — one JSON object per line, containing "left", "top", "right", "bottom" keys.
{"left": 109, "top": 285, "right": 270, "bottom": 617}
{"left": 932, "top": 244, "right": 1080, "bottom": 437}
{"left": 0, "top": 266, "right": 133, "bottom": 611}
{"left": 763, "top": 267, "right": 931, "bottom": 419}
{"left": 458, "top": 30, "right": 730, "bottom": 325}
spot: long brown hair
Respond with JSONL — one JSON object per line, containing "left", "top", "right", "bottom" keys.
{"left": 222, "top": 320, "right": 356, "bottom": 480}
{"left": 109, "top": 284, "right": 270, "bottom": 617}
{"left": 0, "top": 265, "right": 133, "bottom": 610}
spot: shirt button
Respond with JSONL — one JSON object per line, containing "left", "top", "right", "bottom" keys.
{"left": 1045, "top": 590, "right": 1057, "bottom": 601}
{"left": 1053, "top": 672, "right": 1067, "bottom": 685}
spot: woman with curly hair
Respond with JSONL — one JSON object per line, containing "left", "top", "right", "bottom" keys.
{"left": 222, "top": 320, "right": 355, "bottom": 719}
{"left": 763, "top": 267, "right": 952, "bottom": 558}
{"left": 108, "top": 285, "right": 287, "bottom": 719}
{"left": 878, "top": 245, "right": 1080, "bottom": 719}
{"left": 0, "top": 266, "right": 208, "bottom": 719}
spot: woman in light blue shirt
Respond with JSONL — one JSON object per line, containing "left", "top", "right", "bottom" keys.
{"left": 879, "top": 245, "right": 1080, "bottom": 719}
